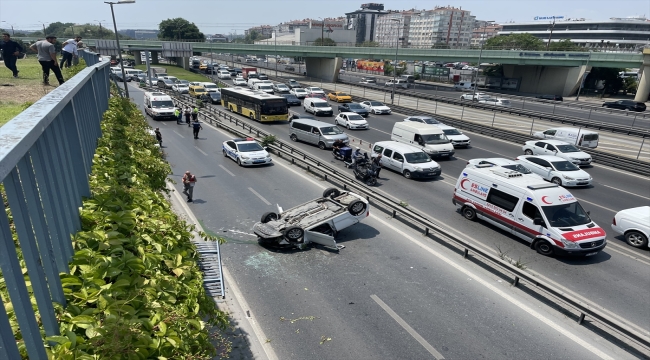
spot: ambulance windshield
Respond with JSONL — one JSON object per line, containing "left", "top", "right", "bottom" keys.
{"left": 542, "top": 202, "right": 591, "bottom": 228}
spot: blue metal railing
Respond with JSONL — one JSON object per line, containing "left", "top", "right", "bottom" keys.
{"left": 0, "top": 50, "right": 110, "bottom": 359}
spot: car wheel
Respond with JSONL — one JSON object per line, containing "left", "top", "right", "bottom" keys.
{"left": 551, "top": 177, "right": 562, "bottom": 185}
{"left": 534, "top": 240, "right": 554, "bottom": 256}
{"left": 524, "top": 149, "right": 533, "bottom": 155}
{"left": 403, "top": 170, "right": 412, "bottom": 179}
{"left": 347, "top": 200, "right": 367, "bottom": 216}
{"left": 284, "top": 226, "right": 305, "bottom": 243}
{"left": 346, "top": 123, "right": 351, "bottom": 130}
{"left": 335, "top": 119, "right": 339, "bottom": 125}
{"left": 323, "top": 188, "right": 340, "bottom": 198}
{"left": 260, "top": 212, "right": 278, "bottom": 223}
{"left": 318, "top": 141, "right": 326, "bottom": 150}
{"left": 462, "top": 206, "right": 477, "bottom": 221}
{"left": 222, "top": 149, "right": 227, "bottom": 157}
{"left": 290, "top": 134, "right": 298, "bottom": 142}
{"left": 625, "top": 231, "right": 648, "bottom": 248}
{"left": 237, "top": 158, "right": 242, "bottom": 166}
{"left": 249, "top": 113, "right": 255, "bottom": 120}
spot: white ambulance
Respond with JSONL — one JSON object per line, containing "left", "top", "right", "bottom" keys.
{"left": 452, "top": 165, "right": 607, "bottom": 257}
{"left": 143, "top": 92, "right": 176, "bottom": 120}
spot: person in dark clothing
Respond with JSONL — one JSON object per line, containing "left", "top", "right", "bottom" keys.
{"left": 192, "top": 119, "right": 203, "bottom": 139}
{"left": 371, "top": 154, "right": 383, "bottom": 179}
{"left": 154, "top": 127, "right": 162, "bottom": 146}
{"left": 1, "top": 33, "right": 23, "bottom": 78}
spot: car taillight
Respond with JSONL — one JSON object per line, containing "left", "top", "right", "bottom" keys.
{"left": 612, "top": 217, "right": 616, "bottom": 226}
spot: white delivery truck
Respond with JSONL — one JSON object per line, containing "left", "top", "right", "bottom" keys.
{"left": 532, "top": 127, "right": 599, "bottom": 148}
{"left": 452, "top": 165, "right": 607, "bottom": 257}
{"left": 391, "top": 122, "right": 455, "bottom": 158}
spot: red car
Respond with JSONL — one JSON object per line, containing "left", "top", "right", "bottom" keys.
{"left": 305, "top": 93, "right": 327, "bottom": 101}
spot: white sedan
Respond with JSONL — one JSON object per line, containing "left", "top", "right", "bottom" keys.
{"left": 171, "top": 84, "right": 189, "bottom": 94}
{"left": 435, "top": 124, "right": 470, "bottom": 147}
{"left": 335, "top": 112, "right": 369, "bottom": 130}
{"left": 522, "top": 140, "right": 592, "bottom": 166}
{"left": 290, "top": 88, "right": 308, "bottom": 99}
{"left": 222, "top": 138, "right": 272, "bottom": 166}
{"left": 478, "top": 98, "right": 511, "bottom": 107}
{"left": 359, "top": 100, "right": 391, "bottom": 115}
{"left": 516, "top": 155, "right": 592, "bottom": 187}
{"left": 460, "top": 92, "right": 489, "bottom": 101}
{"left": 233, "top": 77, "right": 247, "bottom": 86}
{"left": 305, "top": 87, "right": 325, "bottom": 95}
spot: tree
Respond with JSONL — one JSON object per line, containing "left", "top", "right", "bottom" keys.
{"left": 158, "top": 18, "right": 205, "bottom": 41}
{"left": 313, "top": 37, "right": 336, "bottom": 46}
{"left": 484, "top": 33, "right": 545, "bottom": 51}
{"left": 584, "top": 68, "right": 624, "bottom": 95}
{"left": 548, "top": 39, "right": 584, "bottom": 52}
{"left": 44, "top": 22, "right": 75, "bottom": 36}
{"left": 233, "top": 30, "right": 269, "bottom": 44}
{"left": 358, "top": 41, "right": 379, "bottom": 47}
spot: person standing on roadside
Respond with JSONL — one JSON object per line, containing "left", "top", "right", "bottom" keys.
{"left": 154, "top": 127, "right": 162, "bottom": 146}
{"left": 182, "top": 171, "right": 197, "bottom": 202}
{"left": 192, "top": 119, "right": 203, "bottom": 139}
{"left": 192, "top": 106, "right": 199, "bottom": 123}
{"left": 30, "top": 35, "right": 64, "bottom": 86}
{"left": 60, "top": 36, "right": 81, "bottom": 68}
{"left": 1, "top": 33, "right": 23, "bottom": 78}
{"left": 73, "top": 39, "right": 85, "bottom": 66}
{"left": 174, "top": 107, "right": 181, "bottom": 124}
{"left": 184, "top": 106, "right": 192, "bottom": 125}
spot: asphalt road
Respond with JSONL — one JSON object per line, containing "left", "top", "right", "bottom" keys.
{"left": 217, "top": 56, "right": 650, "bottom": 130}
{"left": 209, "top": 57, "right": 649, "bottom": 160}
{"left": 161, "top": 76, "right": 650, "bottom": 337}
{"left": 129, "top": 83, "right": 637, "bottom": 359}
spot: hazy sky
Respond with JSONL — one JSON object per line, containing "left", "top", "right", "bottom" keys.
{"left": 1, "top": 0, "right": 648, "bottom": 35}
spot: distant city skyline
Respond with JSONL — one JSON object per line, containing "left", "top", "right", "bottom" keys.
{"left": 0, "top": 0, "right": 647, "bottom": 35}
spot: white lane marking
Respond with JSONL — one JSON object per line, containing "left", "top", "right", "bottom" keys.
{"left": 194, "top": 146, "right": 208, "bottom": 156}
{"left": 173, "top": 130, "right": 185, "bottom": 138}
{"left": 167, "top": 182, "right": 279, "bottom": 360}
{"left": 248, "top": 187, "right": 272, "bottom": 206}
{"left": 574, "top": 197, "right": 617, "bottom": 213}
{"left": 370, "top": 294, "right": 445, "bottom": 360}
{"left": 597, "top": 183, "right": 650, "bottom": 200}
{"left": 219, "top": 164, "right": 236, "bottom": 177}
{"left": 604, "top": 245, "right": 650, "bottom": 266}
{"left": 159, "top": 122, "right": 167, "bottom": 126}
{"left": 374, "top": 221, "right": 615, "bottom": 360}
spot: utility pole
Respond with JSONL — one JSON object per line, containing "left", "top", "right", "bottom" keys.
{"left": 472, "top": 21, "right": 494, "bottom": 99}
{"left": 546, "top": 16, "right": 556, "bottom": 50}
{"left": 42, "top": 23, "right": 47, "bottom": 36}
{"left": 390, "top": 18, "right": 401, "bottom": 104}
{"left": 99, "top": 22, "right": 103, "bottom": 38}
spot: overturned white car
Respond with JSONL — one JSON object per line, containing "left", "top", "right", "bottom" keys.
{"left": 253, "top": 188, "right": 369, "bottom": 250}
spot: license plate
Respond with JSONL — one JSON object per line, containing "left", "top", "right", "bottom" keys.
{"left": 427, "top": 173, "right": 435, "bottom": 176}
{"left": 585, "top": 252, "right": 597, "bottom": 256}
{"left": 440, "top": 154, "right": 449, "bottom": 156}
{"left": 253, "top": 160, "right": 265, "bottom": 164}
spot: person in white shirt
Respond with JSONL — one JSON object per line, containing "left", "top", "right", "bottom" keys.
{"left": 60, "top": 36, "right": 81, "bottom": 68}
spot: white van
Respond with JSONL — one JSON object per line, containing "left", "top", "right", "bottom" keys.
{"left": 303, "top": 98, "right": 333, "bottom": 116}
{"left": 289, "top": 118, "right": 348, "bottom": 149}
{"left": 453, "top": 166, "right": 607, "bottom": 257}
{"left": 453, "top": 82, "right": 475, "bottom": 91}
{"left": 371, "top": 141, "right": 441, "bottom": 179}
{"left": 391, "top": 122, "right": 455, "bottom": 158}
{"left": 200, "top": 82, "right": 220, "bottom": 93}
{"left": 254, "top": 82, "right": 274, "bottom": 94}
{"left": 611, "top": 206, "right": 649, "bottom": 248}
{"left": 143, "top": 92, "right": 176, "bottom": 120}
{"left": 124, "top": 68, "right": 143, "bottom": 80}
{"left": 532, "top": 127, "right": 599, "bottom": 148}
{"left": 248, "top": 78, "right": 262, "bottom": 89}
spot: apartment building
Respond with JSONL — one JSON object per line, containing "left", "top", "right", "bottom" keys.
{"left": 408, "top": 6, "right": 476, "bottom": 48}
{"left": 471, "top": 23, "right": 503, "bottom": 47}
{"left": 374, "top": 11, "right": 414, "bottom": 47}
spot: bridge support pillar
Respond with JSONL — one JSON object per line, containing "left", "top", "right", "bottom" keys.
{"left": 180, "top": 57, "right": 190, "bottom": 70}
{"left": 150, "top": 51, "right": 159, "bottom": 65}
{"left": 502, "top": 64, "right": 589, "bottom": 97}
{"left": 304, "top": 57, "right": 343, "bottom": 83}
{"left": 634, "top": 49, "right": 650, "bottom": 102}
{"left": 133, "top": 50, "right": 142, "bottom": 65}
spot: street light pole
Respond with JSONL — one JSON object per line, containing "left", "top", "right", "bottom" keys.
{"left": 1, "top": 21, "right": 15, "bottom": 36}
{"left": 546, "top": 17, "right": 556, "bottom": 50}
{"left": 472, "top": 21, "right": 494, "bottom": 100}
{"left": 105, "top": 0, "right": 136, "bottom": 98}
{"left": 274, "top": 30, "right": 278, "bottom": 76}
{"left": 575, "top": 51, "right": 592, "bottom": 101}
{"left": 390, "top": 18, "right": 400, "bottom": 104}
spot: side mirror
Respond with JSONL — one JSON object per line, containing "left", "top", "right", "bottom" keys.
{"left": 533, "top": 218, "right": 544, "bottom": 226}
{"left": 553, "top": 150, "right": 558, "bottom": 154}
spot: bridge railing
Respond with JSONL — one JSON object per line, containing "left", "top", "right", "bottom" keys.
{"left": 0, "top": 50, "right": 110, "bottom": 359}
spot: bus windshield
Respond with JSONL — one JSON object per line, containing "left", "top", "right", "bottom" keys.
{"left": 261, "top": 99, "right": 287, "bottom": 115}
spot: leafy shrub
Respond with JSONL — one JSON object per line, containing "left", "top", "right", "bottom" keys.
{"left": 261, "top": 134, "right": 276, "bottom": 148}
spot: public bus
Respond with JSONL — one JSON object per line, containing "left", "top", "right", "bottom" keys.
{"left": 220, "top": 87, "right": 289, "bottom": 122}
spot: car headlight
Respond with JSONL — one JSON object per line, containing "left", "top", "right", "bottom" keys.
{"left": 241, "top": 156, "right": 250, "bottom": 160}
{"left": 426, "top": 149, "right": 438, "bottom": 154}
{"left": 560, "top": 238, "right": 580, "bottom": 249}
{"left": 413, "top": 166, "right": 421, "bottom": 171}
{"left": 562, "top": 174, "right": 574, "bottom": 180}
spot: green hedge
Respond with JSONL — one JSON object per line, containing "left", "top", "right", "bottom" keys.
{"left": 1, "top": 93, "right": 229, "bottom": 359}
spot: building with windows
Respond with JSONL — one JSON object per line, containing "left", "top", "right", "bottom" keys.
{"left": 374, "top": 11, "right": 414, "bottom": 47}
{"left": 498, "top": 16, "right": 650, "bottom": 49}
{"left": 408, "top": 6, "right": 476, "bottom": 48}
{"left": 245, "top": 25, "right": 274, "bottom": 38}
{"left": 471, "top": 23, "right": 502, "bottom": 47}
{"left": 345, "top": 3, "right": 391, "bottom": 44}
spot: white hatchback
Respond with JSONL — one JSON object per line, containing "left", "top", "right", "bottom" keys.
{"left": 516, "top": 155, "right": 592, "bottom": 187}
{"left": 523, "top": 140, "right": 592, "bottom": 166}
{"left": 335, "top": 112, "right": 368, "bottom": 130}
{"left": 435, "top": 124, "right": 470, "bottom": 147}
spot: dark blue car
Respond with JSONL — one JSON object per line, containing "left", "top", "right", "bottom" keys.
{"left": 337, "top": 102, "right": 369, "bottom": 117}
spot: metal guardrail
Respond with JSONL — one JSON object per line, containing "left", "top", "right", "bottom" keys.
{"left": 167, "top": 92, "right": 650, "bottom": 353}
{"left": 0, "top": 54, "right": 111, "bottom": 359}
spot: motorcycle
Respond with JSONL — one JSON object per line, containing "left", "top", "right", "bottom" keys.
{"left": 352, "top": 162, "right": 378, "bottom": 186}
{"left": 333, "top": 146, "right": 352, "bottom": 163}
